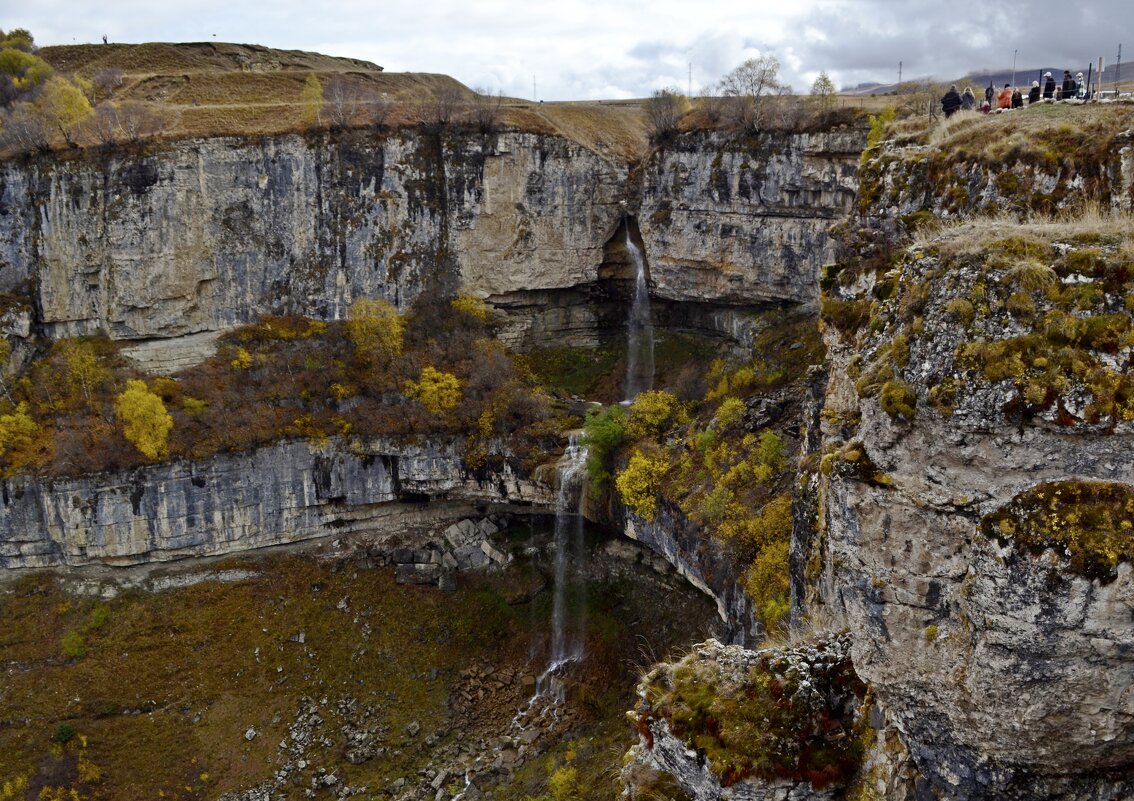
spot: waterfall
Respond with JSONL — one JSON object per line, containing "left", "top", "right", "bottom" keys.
{"left": 623, "top": 228, "right": 655, "bottom": 402}
{"left": 538, "top": 433, "right": 588, "bottom": 697}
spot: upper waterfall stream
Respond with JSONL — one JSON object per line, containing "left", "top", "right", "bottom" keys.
{"left": 623, "top": 228, "right": 655, "bottom": 402}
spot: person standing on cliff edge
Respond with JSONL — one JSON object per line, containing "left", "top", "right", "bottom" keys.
{"left": 941, "top": 84, "right": 962, "bottom": 117}
{"left": 1061, "top": 70, "right": 1075, "bottom": 99}
{"left": 1043, "top": 71, "right": 1056, "bottom": 99}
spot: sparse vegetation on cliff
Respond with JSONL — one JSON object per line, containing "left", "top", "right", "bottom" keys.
{"left": 919, "top": 210, "right": 1131, "bottom": 429}
{"left": 603, "top": 311, "right": 825, "bottom": 632}
{"left": 637, "top": 637, "right": 867, "bottom": 788}
{"left": 0, "top": 293, "right": 554, "bottom": 477}
{"left": 827, "top": 122, "right": 1134, "bottom": 433}
{"left": 982, "top": 480, "right": 1134, "bottom": 581}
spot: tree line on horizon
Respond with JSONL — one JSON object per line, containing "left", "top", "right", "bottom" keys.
{"left": 642, "top": 55, "right": 843, "bottom": 143}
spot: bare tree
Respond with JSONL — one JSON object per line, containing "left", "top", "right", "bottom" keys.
{"left": 0, "top": 74, "right": 19, "bottom": 108}
{"left": 1, "top": 101, "right": 52, "bottom": 152}
{"left": 323, "top": 75, "right": 362, "bottom": 130}
{"left": 770, "top": 84, "right": 804, "bottom": 129}
{"left": 116, "top": 101, "right": 163, "bottom": 142}
{"left": 426, "top": 86, "right": 466, "bottom": 128}
{"left": 365, "top": 90, "right": 393, "bottom": 129}
{"left": 470, "top": 87, "right": 503, "bottom": 134}
{"left": 91, "top": 67, "right": 124, "bottom": 104}
{"left": 642, "top": 87, "right": 689, "bottom": 142}
{"left": 695, "top": 85, "right": 725, "bottom": 125}
{"left": 89, "top": 101, "right": 119, "bottom": 146}
{"left": 719, "top": 55, "right": 782, "bottom": 133}
{"left": 897, "top": 79, "right": 945, "bottom": 119}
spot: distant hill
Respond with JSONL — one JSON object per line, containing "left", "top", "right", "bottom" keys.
{"left": 960, "top": 64, "right": 1126, "bottom": 91}
{"left": 29, "top": 41, "right": 651, "bottom": 161}
{"left": 41, "top": 41, "right": 384, "bottom": 76}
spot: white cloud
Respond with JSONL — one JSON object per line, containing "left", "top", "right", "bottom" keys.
{"left": 8, "top": 0, "right": 1131, "bottom": 99}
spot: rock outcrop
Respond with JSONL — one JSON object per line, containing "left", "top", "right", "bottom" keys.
{"left": 638, "top": 130, "right": 862, "bottom": 309}
{"left": 807, "top": 124, "right": 1134, "bottom": 799}
{"left": 0, "top": 435, "right": 550, "bottom": 569}
{"left": 622, "top": 635, "right": 874, "bottom": 801}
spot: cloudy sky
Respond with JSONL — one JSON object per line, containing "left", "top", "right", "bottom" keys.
{"left": 10, "top": 0, "right": 1132, "bottom": 100}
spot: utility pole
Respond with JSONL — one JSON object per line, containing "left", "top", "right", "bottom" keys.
{"left": 1116, "top": 44, "right": 1123, "bottom": 93}
{"left": 1011, "top": 49, "right": 1017, "bottom": 88}
{"left": 898, "top": 60, "right": 902, "bottom": 89}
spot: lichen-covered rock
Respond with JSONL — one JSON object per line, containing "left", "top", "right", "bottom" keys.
{"left": 857, "top": 124, "right": 1134, "bottom": 222}
{"left": 622, "top": 635, "right": 868, "bottom": 801}
{"left": 0, "top": 436, "right": 550, "bottom": 568}
{"left": 810, "top": 128, "right": 1134, "bottom": 798}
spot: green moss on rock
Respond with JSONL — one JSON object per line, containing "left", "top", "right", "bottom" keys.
{"left": 879, "top": 380, "right": 916, "bottom": 420}
{"left": 981, "top": 480, "right": 1134, "bottom": 581}
{"left": 639, "top": 636, "right": 867, "bottom": 789}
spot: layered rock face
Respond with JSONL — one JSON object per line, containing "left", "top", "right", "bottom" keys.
{"left": 0, "top": 436, "right": 550, "bottom": 569}
{"left": 624, "top": 505, "right": 759, "bottom": 644}
{"left": 638, "top": 131, "right": 861, "bottom": 308}
{"left": 0, "top": 123, "right": 863, "bottom": 587}
{"left": 809, "top": 126, "right": 1134, "bottom": 799}
{"left": 0, "top": 131, "right": 626, "bottom": 345}
{"left": 0, "top": 126, "right": 863, "bottom": 360}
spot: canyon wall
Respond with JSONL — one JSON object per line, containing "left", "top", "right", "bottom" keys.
{"left": 805, "top": 121, "right": 1134, "bottom": 799}
{"left": 622, "top": 115, "right": 1134, "bottom": 801}
{"left": 638, "top": 130, "right": 861, "bottom": 308}
{"left": 0, "top": 435, "right": 549, "bottom": 569}
{"left": 0, "top": 131, "right": 625, "bottom": 346}
{"left": 0, "top": 122, "right": 863, "bottom": 628}
{"left": 0, "top": 126, "right": 863, "bottom": 363}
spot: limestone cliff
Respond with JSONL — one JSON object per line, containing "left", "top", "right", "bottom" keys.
{"left": 0, "top": 125, "right": 863, "bottom": 367}
{"left": 0, "top": 123, "right": 866, "bottom": 621}
{"left": 805, "top": 117, "right": 1134, "bottom": 799}
{"left": 0, "top": 435, "right": 549, "bottom": 569}
{"left": 638, "top": 130, "right": 861, "bottom": 308}
{"left": 0, "top": 131, "right": 626, "bottom": 347}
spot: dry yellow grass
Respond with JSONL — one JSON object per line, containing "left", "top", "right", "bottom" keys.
{"left": 913, "top": 203, "right": 1134, "bottom": 257}
{"left": 43, "top": 41, "right": 383, "bottom": 77}
{"left": 30, "top": 42, "right": 651, "bottom": 156}
{"left": 891, "top": 101, "right": 1134, "bottom": 160}
{"left": 527, "top": 101, "right": 650, "bottom": 162}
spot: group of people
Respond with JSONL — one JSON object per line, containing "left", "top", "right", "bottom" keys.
{"left": 940, "top": 69, "right": 1087, "bottom": 117}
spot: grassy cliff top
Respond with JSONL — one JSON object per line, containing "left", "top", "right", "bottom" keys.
{"left": 41, "top": 40, "right": 385, "bottom": 75}
{"left": 33, "top": 41, "right": 650, "bottom": 160}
